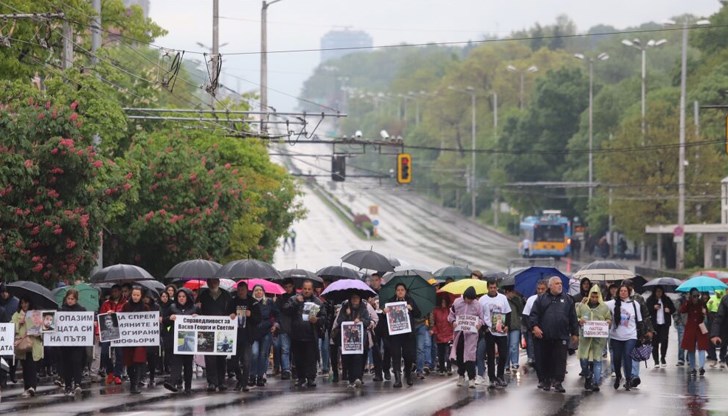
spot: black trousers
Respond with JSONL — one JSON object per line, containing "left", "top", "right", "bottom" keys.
{"left": 145, "top": 346, "right": 158, "bottom": 382}
{"left": 485, "top": 332, "right": 509, "bottom": 381}
{"left": 455, "top": 334, "right": 474, "bottom": 379}
{"left": 342, "top": 353, "right": 363, "bottom": 383}
{"left": 170, "top": 355, "right": 193, "bottom": 390}
{"left": 61, "top": 347, "right": 84, "bottom": 389}
{"left": 372, "top": 333, "right": 391, "bottom": 377}
{"left": 291, "top": 339, "right": 318, "bottom": 381}
{"left": 128, "top": 363, "right": 143, "bottom": 388}
{"left": 540, "top": 339, "right": 568, "bottom": 383}
{"left": 204, "top": 355, "right": 227, "bottom": 386}
{"left": 21, "top": 353, "right": 38, "bottom": 390}
{"left": 652, "top": 324, "right": 670, "bottom": 363}
{"left": 389, "top": 333, "right": 415, "bottom": 375}
{"left": 330, "top": 344, "right": 341, "bottom": 379}
{"left": 437, "top": 343, "right": 451, "bottom": 372}
{"left": 232, "top": 342, "right": 253, "bottom": 384}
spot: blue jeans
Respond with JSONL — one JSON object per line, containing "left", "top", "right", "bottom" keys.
{"left": 688, "top": 349, "right": 706, "bottom": 370}
{"left": 580, "top": 358, "right": 603, "bottom": 386}
{"left": 415, "top": 325, "right": 432, "bottom": 372}
{"left": 251, "top": 334, "right": 272, "bottom": 378}
{"left": 319, "top": 333, "right": 330, "bottom": 372}
{"left": 508, "top": 329, "right": 521, "bottom": 367}
{"left": 675, "top": 324, "right": 685, "bottom": 362}
{"left": 476, "top": 336, "right": 486, "bottom": 376}
{"left": 610, "top": 338, "right": 636, "bottom": 380}
{"left": 274, "top": 333, "right": 291, "bottom": 372}
{"left": 430, "top": 334, "right": 438, "bottom": 369}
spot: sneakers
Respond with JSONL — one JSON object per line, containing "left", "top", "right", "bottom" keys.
{"left": 721, "top": 362, "right": 726, "bottom": 369}
{"left": 631, "top": 377, "right": 641, "bottom": 388}
{"left": 474, "top": 375, "right": 486, "bottom": 385}
{"left": 677, "top": 360, "right": 685, "bottom": 367}
{"left": 699, "top": 367, "right": 706, "bottom": 376}
{"left": 114, "top": 376, "right": 122, "bottom": 385}
{"left": 709, "top": 360, "right": 718, "bottom": 368}
{"left": 468, "top": 379, "right": 475, "bottom": 389}
{"left": 487, "top": 380, "right": 496, "bottom": 389}
{"left": 456, "top": 376, "right": 465, "bottom": 387}
{"left": 552, "top": 383, "right": 565, "bottom": 393}
{"left": 495, "top": 377, "right": 507, "bottom": 388}
{"left": 423, "top": 366, "right": 431, "bottom": 375}
{"left": 21, "top": 387, "right": 35, "bottom": 398}
{"left": 74, "top": 385, "right": 82, "bottom": 395}
{"left": 281, "top": 370, "right": 291, "bottom": 380}
{"left": 105, "top": 374, "right": 115, "bottom": 385}
{"left": 163, "top": 382, "right": 178, "bottom": 393}
{"left": 354, "top": 379, "right": 362, "bottom": 388}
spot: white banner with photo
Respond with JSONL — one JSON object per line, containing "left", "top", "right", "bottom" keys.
{"left": 111, "top": 311, "right": 160, "bottom": 347}
{"left": 341, "top": 321, "right": 364, "bottom": 355}
{"left": 43, "top": 311, "right": 95, "bottom": 346}
{"left": 173, "top": 315, "right": 237, "bottom": 355}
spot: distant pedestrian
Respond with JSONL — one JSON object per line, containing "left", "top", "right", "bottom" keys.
{"left": 529, "top": 276, "right": 578, "bottom": 393}
{"left": 681, "top": 288, "right": 710, "bottom": 376}
{"left": 646, "top": 286, "right": 675, "bottom": 368}
{"left": 448, "top": 287, "right": 485, "bottom": 388}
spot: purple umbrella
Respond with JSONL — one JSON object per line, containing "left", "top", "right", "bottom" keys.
{"left": 321, "top": 279, "right": 376, "bottom": 304}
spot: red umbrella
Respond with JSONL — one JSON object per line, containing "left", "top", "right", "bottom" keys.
{"left": 237, "top": 278, "right": 285, "bottom": 295}
{"left": 692, "top": 270, "right": 728, "bottom": 284}
{"left": 183, "top": 279, "right": 207, "bottom": 290}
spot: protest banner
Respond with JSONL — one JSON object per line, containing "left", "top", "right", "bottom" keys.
{"left": 43, "top": 311, "right": 95, "bottom": 346}
{"left": 111, "top": 311, "right": 160, "bottom": 347}
{"left": 385, "top": 301, "right": 411, "bottom": 335}
{"left": 173, "top": 315, "right": 237, "bottom": 355}
{"left": 341, "top": 321, "right": 364, "bottom": 355}
{"left": 98, "top": 313, "right": 121, "bottom": 342}
{"left": 454, "top": 315, "right": 479, "bottom": 333}
{"left": 302, "top": 302, "right": 320, "bottom": 322}
{"left": 0, "top": 323, "right": 14, "bottom": 354}
{"left": 583, "top": 320, "right": 609, "bottom": 338}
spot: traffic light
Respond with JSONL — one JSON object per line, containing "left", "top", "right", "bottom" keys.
{"left": 331, "top": 155, "right": 346, "bottom": 182}
{"left": 396, "top": 153, "right": 412, "bottom": 184}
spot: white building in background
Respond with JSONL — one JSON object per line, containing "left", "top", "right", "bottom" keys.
{"left": 123, "top": 0, "right": 150, "bottom": 19}
{"left": 320, "top": 29, "right": 372, "bottom": 63}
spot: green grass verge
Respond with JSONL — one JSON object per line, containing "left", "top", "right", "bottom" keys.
{"left": 309, "top": 185, "right": 383, "bottom": 241}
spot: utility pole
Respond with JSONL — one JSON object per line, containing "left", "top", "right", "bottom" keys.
{"left": 91, "top": 0, "right": 101, "bottom": 65}
{"left": 62, "top": 21, "right": 73, "bottom": 69}
{"left": 676, "top": 20, "right": 688, "bottom": 271}
{"left": 210, "top": 0, "right": 219, "bottom": 108}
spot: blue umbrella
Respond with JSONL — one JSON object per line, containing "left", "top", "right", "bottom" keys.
{"left": 505, "top": 267, "right": 569, "bottom": 297}
{"left": 676, "top": 276, "right": 728, "bottom": 293}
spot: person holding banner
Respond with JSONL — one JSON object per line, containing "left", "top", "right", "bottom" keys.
{"left": 159, "top": 289, "right": 174, "bottom": 375}
{"left": 284, "top": 280, "right": 327, "bottom": 388}
{"left": 163, "top": 288, "right": 199, "bottom": 395}
{"left": 576, "top": 284, "right": 611, "bottom": 392}
{"left": 197, "top": 278, "right": 233, "bottom": 392}
{"left": 122, "top": 287, "right": 149, "bottom": 395}
{"left": 227, "top": 281, "right": 261, "bottom": 392}
{"left": 12, "top": 297, "right": 43, "bottom": 398}
{"left": 59, "top": 289, "right": 87, "bottom": 396}
{"left": 99, "top": 284, "right": 126, "bottom": 386}
{"left": 448, "top": 286, "right": 485, "bottom": 389}
{"left": 334, "top": 294, "right": 371, "bottom": 388}
{"left": 383, "top": 283, "right": 420, "bottom": 388}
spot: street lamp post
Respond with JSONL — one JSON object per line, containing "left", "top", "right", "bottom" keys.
{"left": 261, "top": 0, "right": 283, "bottom": 133}
{"left": 621, "top": 38, "right": 667, "bottom": 137}
{"left": 449, "top": 86, "right": 477, "bottom": 219}
{"left": 667, "top": 18, "right": 710, "bottom": 270}
{"left": 574, "top": 52, "right": 609, "bottom": 202}
{"left": 506, "top": 65, "right": 538, "bottom": 109}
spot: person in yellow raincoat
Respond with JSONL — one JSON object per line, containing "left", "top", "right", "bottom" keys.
{"left": 576, "top": 284, "right": 611, "bottom": 392}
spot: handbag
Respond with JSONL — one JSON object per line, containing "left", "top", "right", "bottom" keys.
{"left": 629, "top": 302, "right": 652, "bottom": 363}
{"left": 14, "top": 335, "right": 33, "bottom": 355}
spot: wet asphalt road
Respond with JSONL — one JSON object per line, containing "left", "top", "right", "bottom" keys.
{"left": 2, "top": 333, "right": 727, "bottom": 416}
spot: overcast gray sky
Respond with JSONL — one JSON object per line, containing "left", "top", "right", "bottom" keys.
{"left": 149, "top": 0, "right": 721, "bottom": 112}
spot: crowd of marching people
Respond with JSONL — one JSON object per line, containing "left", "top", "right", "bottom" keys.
{"left": 1, "top": 270, "right": 728, "bottom": 400}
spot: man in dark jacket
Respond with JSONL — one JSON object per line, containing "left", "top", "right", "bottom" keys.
{"left": 197, "top": 278, "right": 232, "bottom": 392}
{"left": 226, "top": 281, "right": 261, "bottom": 391}
{"left": 711, "top": 294, "right": 728, "bottom": 365}
{"left": 284, "top": 280, "right": 327, "bottom": 387}
{"left": 529, "top": 276, "right": 578, "bottom": 393}
{"left": 369, "top": 272, "right": 391, "bottom": 381}
{"left": 274, "top": 280, "right": 295, "bottom": 380}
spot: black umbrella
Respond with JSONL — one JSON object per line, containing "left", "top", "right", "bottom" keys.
{"left": 165, "top": 259, "right": 222, "bottom": 280}
{"left": 91, "top": 264, "right": 155, "bottom": 283}
{"left": 6, "top": 281, "right": 58, "bottom": 310}
{"left": 433, "top": 265, "right": 472, "bottom": 281}
{"left": 135, "top": 280, "right": 166, "bottom": 298}
{"left": 483, "top": 271, "right": 508, "bottom": 281}
{"left": 341, "top": 249, "right": 396, "bottom": 272}
{"left": 316, "top": 265, "right": 362, "bottom": 281}
{"left": 641, "top": 277, "right": 683, "bottom": 293}
{"left": 278, "top": 269, "right": 324, "bottom": 288}
{"left": 215, "top": 259, "right": 283, "bottom": 280}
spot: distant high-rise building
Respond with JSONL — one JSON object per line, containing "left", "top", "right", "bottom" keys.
{"left": 320, "top": 29, "right": 372, "bottom": 63}
{"left": 123, "top": 0, "right": 150, "bottom": 19}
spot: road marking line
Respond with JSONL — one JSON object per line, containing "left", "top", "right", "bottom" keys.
{"left": 350, "top": 377, "right": 455, "bottom": 416}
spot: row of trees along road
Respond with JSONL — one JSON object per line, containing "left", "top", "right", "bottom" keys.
{"left": 299, "top": 10, "right": 728, "bottom": 267}
{"left": 0, "top": 0, "right": 305, "bottom": 283}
